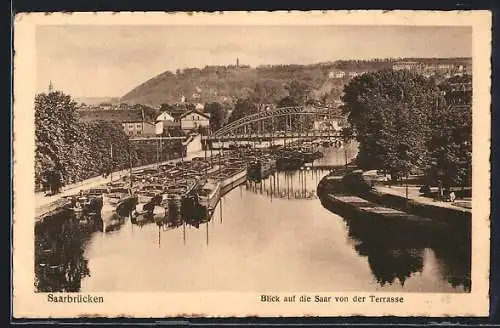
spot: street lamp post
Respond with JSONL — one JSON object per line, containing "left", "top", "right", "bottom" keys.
{"left": 405, "top": 172, "right": 409, "bottom": 209}
{"left": 344, "top": 141, "right": 348, "bottom": 166}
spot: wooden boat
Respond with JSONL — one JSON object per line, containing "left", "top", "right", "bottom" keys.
{"left": 131, "top": 212, "right": 156, "bottom": 227}
{"left": 68, "top": 188, "right": 104, "bottom": 211}
{"left": 165, "top": 178, "right": 200, "bottom": 213}
{"left": 134, "top": 191, "right": 165, "bottom": 215}
{"left": 101, "top": 187, "right": 138, "bottom": 232}
{"left": 198, "top": 178, "right": 221, "bottom": 211}
{"left": 247, "top": 156, "right": 276, "bottom": 181}
{"left": 277, "top": 155, "right": 303, "bottom": 171}
{"left": 220, "top": 167, "right": 246, "bottom": 189}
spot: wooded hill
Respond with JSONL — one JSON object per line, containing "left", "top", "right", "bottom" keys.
{"left": 120, "top": 58, "right": 472, "bottom": 107}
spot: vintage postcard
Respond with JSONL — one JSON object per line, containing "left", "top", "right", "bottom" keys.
{"left": 13, "top": 11, "right": 491, "bottom": 318}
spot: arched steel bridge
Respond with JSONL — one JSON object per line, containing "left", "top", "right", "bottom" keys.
{"left": 207, "top": 105, "right": 345, "bottom": 140}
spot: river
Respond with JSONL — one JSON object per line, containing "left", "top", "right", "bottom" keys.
{"left": 34, "top": 145, "right": 471, "bottom": 293}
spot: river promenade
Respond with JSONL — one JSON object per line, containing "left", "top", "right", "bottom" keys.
{"left": 372, "top": 185, "right": 472, "bottom": 213}
{"left": 317, "top": 169, "right": 471, "bottom": 228}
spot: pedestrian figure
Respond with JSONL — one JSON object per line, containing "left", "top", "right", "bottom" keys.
{"left": 449, "top": 191, "right": 456, "bottom": 202}
{"left": 45, "top": 169, "right": 62, "bottom": 195}
{"left": 54, "top": 170, "right": 63, "bottom": 194}
{"left": 437, "top": 179, "right": 444, "bottom": 200}
{"left": 419, "top": 184, "right": 431, "bottom": 196}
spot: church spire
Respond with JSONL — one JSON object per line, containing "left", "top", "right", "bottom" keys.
{"left": 48, "top": 81, "right": 54, "bottom": 93}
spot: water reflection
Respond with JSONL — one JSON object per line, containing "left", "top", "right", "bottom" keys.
{"left": 34, "top": 147, "right": 470, "bottom": 293}
{"left": 34, "top": 210, "right": 98, "bottom": 292}
{"left": 322, "top": 194, "right": 472, "bottom": 292}
{"left": 245, "top": 169, "right": 329, "bottom": 200}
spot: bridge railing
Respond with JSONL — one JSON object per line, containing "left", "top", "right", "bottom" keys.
{"left": 129, "top": 136, "right": 187, "bottom": 141}
{"left": 204, "top": 129, "right": 342, "bottom": 140}
{"left": 214, "top": 105, "right": 345, "bottom": 137}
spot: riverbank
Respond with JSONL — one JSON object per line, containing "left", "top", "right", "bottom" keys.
{"left": 35, "top": 150, "right": 471, "bottom": 294}
{"left": 317, "top": 169, "right": 471, "bottom": 227}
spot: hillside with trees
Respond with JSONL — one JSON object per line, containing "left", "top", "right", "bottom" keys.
{"left": 121, "top": 63, "right": 337, "bottom": 107}
{"left": 120, "top": 58, "right": 471, "bottom": 108}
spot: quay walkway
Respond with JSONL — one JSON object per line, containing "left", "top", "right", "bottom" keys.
{"left": 373, "top": 185, "right": 472, "bottom": 214}
{"left": 35, "top": 149, "right": 214, "bottom": 219}
{"left": 318, "top": 169, "right": 471, "bottom": 229}
{"left": 326, "top": 194, "right": 435, "bottom": 224}
{"left": 361, "top": 171, "right": 472, "bottom": 214}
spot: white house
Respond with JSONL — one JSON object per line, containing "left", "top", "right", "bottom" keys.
{"left": 328, "top": 70, "right": 346, "bottom": 79}
{"left": 155, "top": 122, "right": 164, "bottom": 135}
{"left": 156, "top": 111, "right": 175, "bottom": 122}
{"left": 195, "top": 103, "right": 205, "bottom": 110}
{"left": 313, "top": 117, "right": 342, "bottom": 131}
{"left": 392, "top": 61, "right": 422, "bottom": 71}
{"left": 156, "top": 111, "right": 180, "bottom": 133}
{"left": 179, "top": 110, "right": 210, "bottom": 131}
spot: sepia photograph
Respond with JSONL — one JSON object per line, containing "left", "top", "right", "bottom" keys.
{"left": 13, "top": 11, "right": 491, "bottom": 318}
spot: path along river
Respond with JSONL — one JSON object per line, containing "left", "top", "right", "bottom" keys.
{"left": 34, "top": 145, "right": 471, "bottom": 293}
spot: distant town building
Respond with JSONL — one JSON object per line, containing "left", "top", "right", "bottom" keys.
{"left": 347, "top": 71, "right": 363, "bottom": 78}
{"left": 392, "top": 61, "right": 471, "bottom": 77}
{"left": 155, "top": 122, "right": 164, "bottom": 135}
{"left": 328, "top": 70, "right": 346, "bottom": 79}
{"left": 392, "top": 61, "right": 423, "bottom": 71}
{"left": 437, "top": 63, "right": 454, "bottom": 71}
{"left": 156, "top": 112, "right": 175, "bottom": 122}
{"left": 160, "top": 103, "right": 194, "bottom": 121}
{"left": 179, "top": 109, "right": 210, "bottom": 131}
{"left": 180, "top": 95, "right": 186, "bottom": 103}
{"left": 77, "top": 108, "right": 156, "bottom": 136}
{"left": 313, "top": 117, "right": 343, "bottom": 131}
{"left": 257, "top": 103, "right": 275, "bottom": 112}
{"left": 195, "top": 103, "right": 204, "bottom": 110}
{"left": 155, "top": 111, "right": 180, "bottom": 133}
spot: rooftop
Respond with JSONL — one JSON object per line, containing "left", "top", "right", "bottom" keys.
{"left": 77, "top": 108, "right": 157, "bottom": 123}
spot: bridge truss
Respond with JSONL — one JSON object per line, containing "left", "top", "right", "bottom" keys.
{"left": 212, "top": 106, "right": 345, "bottom": 139}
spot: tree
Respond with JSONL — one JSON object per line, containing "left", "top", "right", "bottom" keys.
{"left": 277, "top": 95, "right": 298, "bottom": 108}
{"left": 228, "top": 98, "right": 258, "bottom": 123}
{"left": 250, "top": 80, "right": 287, "bottom": 104}
{"left": 204, "top": 102, "right": 226, "bottom": 131}
{"left": 35, "top": 91, "right": 140, "bottom": 190}
{"left": 426, "top": 75, "right": 472, "bottom": 189}
{"left": 439, "top": 74, "right": 472, "bottom": 106}
{"left": 285, "top": 80, "right": 310, "bottom": 105}
{"left": 342, "top": 69, "right": 440, "bottom": 180}
{"left": 159, "top": 103, "right": 174, "bottom": 111}
{"left": 35, "top": 91, "right": 81, "bottom": 189}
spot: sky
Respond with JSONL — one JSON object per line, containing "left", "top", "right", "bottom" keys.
{"left": 36, "top": 25, "right": 472, "bottom": 98}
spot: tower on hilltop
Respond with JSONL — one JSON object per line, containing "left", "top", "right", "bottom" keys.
{"left": 236, "top": 57, "right": 239, "bottom": 69}
{"left": 48, "top": 81, "right": 54, "bottom": 93}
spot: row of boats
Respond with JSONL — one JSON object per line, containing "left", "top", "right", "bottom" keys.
{"left": 66, "top": 144, "right": 324, "bottom": 231}
{"left": 67, "top": 153, "right": 247, "bottom": 231}
{"left": 247, "top": 146, "right": 324, "bottom": 180}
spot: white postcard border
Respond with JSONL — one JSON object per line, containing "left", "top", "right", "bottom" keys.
{"left": 12, "top": 10, "right": 492, "bottom": 318}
